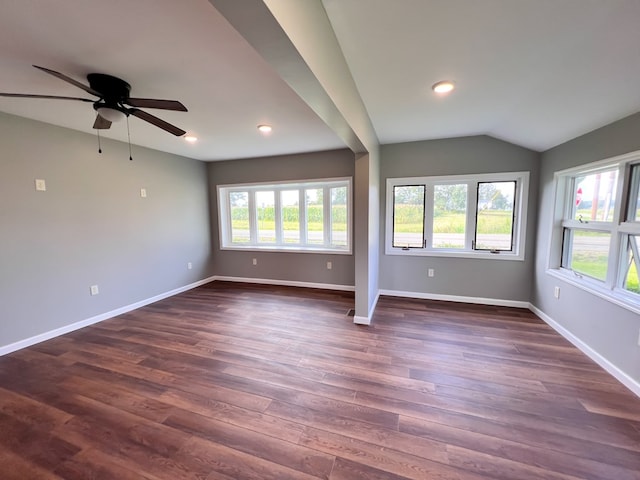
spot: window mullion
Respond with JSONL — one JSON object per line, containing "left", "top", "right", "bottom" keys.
{"left": 300, "top": 189, "right": 308, "bottom": 246}
{"left": 565, "top": 176, "right": 577, "bottom": 219}
{"left": 511, "top": 181, "right": 518, "bottom": 250}
{"left": 617, "top": 163, "right": 633, "bottom": 223}
{"left": 608, "top": 164, "right": 630, "bottom": 288}
{"left": 605, "top": 223, "right": 620, "bottom": 288}
{"left": 606, "top": 164, "right": 627, "bottom": 287}
{"left": 223, "top": 191, "right": 232, "bottom": 245}
{"left": 248, "top": 190, "right": 257, "bottom": 244}
{"left": 274, "top": 189, "right": 283, "bottom": 245}
{"left": 323, "top": 186, "right": 331, "bottom": 246}
{"left": 467, "top": 182, "right": 477, "bottom": 250}
{"left": 424, "top": 184, "right": 434, "bottom": 249}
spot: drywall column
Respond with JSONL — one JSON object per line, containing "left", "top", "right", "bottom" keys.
{"left": 354, "top": 151, "right": 380, "bottom": 323}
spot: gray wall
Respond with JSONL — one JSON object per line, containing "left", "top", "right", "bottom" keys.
{"left": 207, "top": 149, "right": 356, "bottom": 287}
{"left": 379, "top": 135, "right": 540, "bottom": 302}
{"left": 533, "top": 112, "right": 640, "bottom": 383}
{"left": 0, "top": 112, "right": 213, "bottom": 348}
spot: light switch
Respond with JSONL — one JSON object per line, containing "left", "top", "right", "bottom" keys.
{"left": 35, "top": 179, "right": 46, "bottom": 191}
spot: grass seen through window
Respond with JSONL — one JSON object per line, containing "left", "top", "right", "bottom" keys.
{"left": 393, "top": 206, "right": 514, "bottom": 234}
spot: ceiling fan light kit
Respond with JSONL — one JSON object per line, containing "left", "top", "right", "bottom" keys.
{"left": 96, "top": 106, "right": 126, "bottom": 122}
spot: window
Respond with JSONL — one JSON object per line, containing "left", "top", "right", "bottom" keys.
{"left": 433, "top": 183, "right": 465, "bottom": 249}
{"left": 218, "top": 178, "right": 351, "bottom": 253}
{"left": 551, "top": 151, "right": 640, "bottom": 310}
{"left": 475, "top": 181, "right": 516, "bottom": 251}
{"left": 385, "top": 172, "right": 528, "bottom": 259}
{"left": 392, "top": 185, "right": 425, "bottom": 248}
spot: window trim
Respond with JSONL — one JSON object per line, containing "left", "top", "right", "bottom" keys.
{"left": 385, "top": 171, "right": 529, "bottom": 260}
{"left": 547, "top": 149, "right": 640, "bottom": 314}
{"left": 217, "top": 177, "right": 352, "bottom": 254}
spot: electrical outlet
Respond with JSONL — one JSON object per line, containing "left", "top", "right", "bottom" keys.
{"left": 327, "top": 261, "right": 332, "bottom": 270}
{"left": 187, "top": 262, "right": 192, "bottom": 270}
{"left": 252, "top": 258, "right": 257, "bottom": 266}
{"left": 140, "top": 188, "right": 147, "bottom": 198}
{"left": 35, "top": 179, "right": 46, "bottom": 191}
{"left": 90, "top": 285, "right": 99, "bottom": 296}
{"left": 428, "top": 268, "right": 434, "bottom": 277}
{"left": 554, "top": 286, "right": 560, "bottom": 299}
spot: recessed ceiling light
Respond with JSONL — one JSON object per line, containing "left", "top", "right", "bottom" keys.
{"left": 257, "top": 124, "right": 272, "bottom": 134}
{"left": 432, "top": 81, "right": 455, "bottom": 94}
{"left": 184, "top": 135, "right": 198, "bottom": 143}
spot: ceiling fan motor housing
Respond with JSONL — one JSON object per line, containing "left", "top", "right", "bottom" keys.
{"left": 87, "top": 73, "right": 131, "bottom": 102}
{"left": 88, "top": 73, "right": 132, "bottom": 116}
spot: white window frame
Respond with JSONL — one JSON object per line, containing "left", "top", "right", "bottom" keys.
{"left": 217, "top": 177, "right": 352, "bottom": 254}
{"left": 385, "top": 171, "right": 529, "bottom": 260}
{"left": 547, "top": 150, "right": 640, "bottom": 314}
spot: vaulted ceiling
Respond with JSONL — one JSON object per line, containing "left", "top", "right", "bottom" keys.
{"left": 1, "top": 0, "right": 639, "bottom": 161}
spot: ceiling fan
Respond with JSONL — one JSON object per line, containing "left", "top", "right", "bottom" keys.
{"left": 0, "top": 65, "right": 187, "bottom": 136}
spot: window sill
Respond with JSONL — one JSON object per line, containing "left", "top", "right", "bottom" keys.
{"left": 385, "top": 248, "right": 524, "bottom": 261}
{"left": 546, "top": 268, "right": 640, "bottom": 315}
{"left": 221, "top": 245, "right": 352, "bottom": 255}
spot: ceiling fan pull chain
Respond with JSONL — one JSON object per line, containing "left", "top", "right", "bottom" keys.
{"left": 96, "top": 127, "right": 102, "bottom": 154}
{"left": 126, "top": 115, "right": 133, "bottom": 161}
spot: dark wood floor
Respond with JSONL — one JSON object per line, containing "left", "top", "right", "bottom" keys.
{"left": 1, "top": 282, "right": 639, "bottom": 480}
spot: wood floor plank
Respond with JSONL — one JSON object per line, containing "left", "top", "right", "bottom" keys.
{"left": 173, "top": 435, "right": 328, "bottom": 480}
{"left": 299, "top": 425, "right": 468, "bottom": 480}
{"left": 59, "top": 376, "right": 175, "bottom": 423}
{"left": 398, "top": 412, "right": 640, "bottom": 479}
{"left": 0, "top": 386, "right": 73, "bottom": 428}
{"left": 299, "top": 357, "right": 436, "bottom": 392}
{"left": 0, "top": 448, "right": 65, "bottom": 480}
{"left": 0, "top": 282, "right": 638, "bottom": 479}
{"left": 222, "top": 363, "right": 357, "bottom": 400}
{"left": 265, "top": 398, "right": 449, "bottom": 464}
{"left": 160, "top": 393, "right": 305, "bottom": 444}
{"left": 445, "top": 444, "right": 582, "bottom": 480}
{"left": 163, "top": 408, "right": 336, "bottom": 479}
{"left": 54, "top": 448, "right": 158, "bottom": 480}
{"left": 409, "top": 365, "right": 549, "bottom": 394}
{"left": 0, "top": 411, "right": 81, "bottom": 470}
{"left": 400, "top": 413, "right": 640, "bottom": 473}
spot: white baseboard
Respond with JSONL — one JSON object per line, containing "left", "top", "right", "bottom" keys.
{"left": 378, "top": 289, "right": 530, "bottom": 309}
{"left": 529, "top": 304, "right": 640, "bottom": 398}
{"left": 353, "top": 316, "right": 370, "bottom": 325}
{"left": 354, "top": 290, "right": 381, "bottom": 325}
{"left": 213, "top": 275, "right": 355, "bottom": 292}
{"left": 0, "top": 276, "right": 217, "bottom": 356}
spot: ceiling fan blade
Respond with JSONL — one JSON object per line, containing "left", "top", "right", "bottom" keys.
{"left": 0, "top": 93, "right": 94, "bottom": 102}
{"left": 93, "top": 115, "right": 111, "bottom": 130}
{"left": 33, "top": 65, "right": 101, "bottom": 97}
{"left": 126, "top": 98, "right": 187, "bottom": 111}
{"left": 129, "top": 108, "right": 186, "bottom": 136}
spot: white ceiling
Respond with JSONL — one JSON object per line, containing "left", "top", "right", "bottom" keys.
{"left": 1, "top": 0, "right": 639, "bottom": 161}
